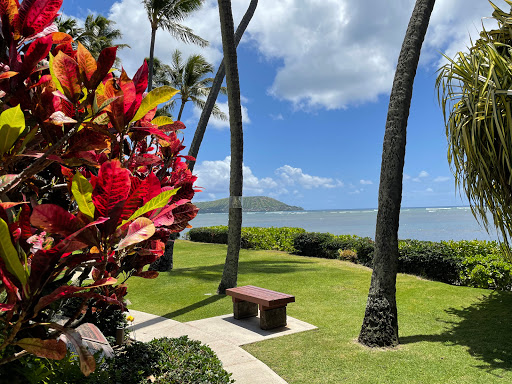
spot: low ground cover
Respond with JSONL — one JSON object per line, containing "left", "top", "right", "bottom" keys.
{"left": 126, "top": 240, "right": 512, "bottom": 384}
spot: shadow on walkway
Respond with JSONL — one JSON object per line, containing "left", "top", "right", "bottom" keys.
{"left": 400, "top": 291, "right": 512, "bottom": 372}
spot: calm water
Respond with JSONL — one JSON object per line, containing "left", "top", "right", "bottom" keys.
{"left": 188, "top": 207, "right": 500, "bottom": 242}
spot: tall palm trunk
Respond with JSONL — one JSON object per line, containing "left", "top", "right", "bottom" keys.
{"left": 148, "top": 25, "right": 157, "bottom": 91}
{"left": 187, "top": 0, "right": 257, "bottom": 172}
{"left": 217, "top": 0, "right": 244, "bottom": 294}
{"left": 177, "top": 100, "right": 186, "bottom": 120}
{"left": 358, "top": 0, "right": 436, "bottom": 348}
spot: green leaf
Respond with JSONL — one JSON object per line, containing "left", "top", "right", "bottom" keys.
{"left": 119, "top": 188, "right": 178, "bottom": 228}
{"left": 151, "top": 116, "right": 174, "bottom": 126}
{"left": 0, "top": 218, "right": 27, "bottom": 286}
{"left": 72, "top": 173, "right": 95, "bottom": 220}
{"left": 0, "top": 105, "right": 25, "bottom": 156}
{"left": 130, "top": 86, "right": 179, "bottom": 123}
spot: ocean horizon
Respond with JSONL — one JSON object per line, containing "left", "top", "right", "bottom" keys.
{"left": 188, "top": 206, "right": 499, "bottom": 242}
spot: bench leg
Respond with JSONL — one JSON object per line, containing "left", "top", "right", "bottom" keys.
{"left": 233, "top": 300, "right": 258, "bottom": 319}
{"left": 260, "top": 306, "right": 287, "bottom": 330}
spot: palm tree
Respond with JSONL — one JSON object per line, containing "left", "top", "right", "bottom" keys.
{"left": 187, "top": 0, "right": 258, "bottom": 172}
{"left": 82, "top": 15, "right": 129, "bottom": 59}
{"left": 154, "top": 50, "right": 227, "bottom": 121}
{"left": 142, "top": 0, "right": 208, "bottom": 91}
{"left": 358, "top": 0, "right": 436, "bottom": 348}
{"left": 55, "top": 16, "right": 86, "bottom": 42}
{"left": 436, "top": 2, "right": 512, "bottom": 255}
{"left": 216, "top": 0, "right": 244, "bottom": 294}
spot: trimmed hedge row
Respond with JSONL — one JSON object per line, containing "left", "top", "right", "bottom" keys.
{"left": 188, "top": 226, "right": 512, "bottom": 290}
{"left": 187, "top": 226, "right": 306, "bottom": 253}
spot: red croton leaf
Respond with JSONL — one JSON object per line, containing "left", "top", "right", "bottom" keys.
{"left": 20, "top": 34, "right": 53, "bottom": 78}
{"left": 30, "top": 204, "right": 82, "bottom": 237}
{"left": 52, "top": 324, "right": 96, "bottom": 376}
{"left": 16, "top": 338, "right": 67, "bottom": 360}
{"left": 53, "top": 51, "right": 81, "bottom": 102}
{"left": 92, "top": 160, "right": 131, "bottom": 233}
{"left": 120, "top": 176, "right": 149, "bottom": 221}
{"left": 34, "top": 277, "right": 117, "bottom": 313}
{"left": 134, "top": 270, "right": 158, "bottom": 279}
{"left": 90, "top": 46, "right": 117, "bottom": 88}
{"left": 76, "top": 42, "right": 96, "bottom": 88}
{"left": 20, "top": 0, "right": 63, "bottom": 37}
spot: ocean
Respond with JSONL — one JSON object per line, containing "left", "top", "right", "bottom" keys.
{"left": 188, "top": 206, "right": 500, "bottom": 242}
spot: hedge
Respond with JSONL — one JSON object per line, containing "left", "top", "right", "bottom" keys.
{"left": 188, "top": 226, "right": 512, "bottom": 290}
{"left": 187, "top": 226, "right": 305, "bottom": 253}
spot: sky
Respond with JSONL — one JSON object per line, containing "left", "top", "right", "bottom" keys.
{"left": 60, "top": 0, "right": 507, "bottom": 210}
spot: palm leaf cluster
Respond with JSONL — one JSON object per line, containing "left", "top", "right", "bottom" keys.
{"left": 153, "top": 50, "right": 227, "bottom": 121}
{"left": 436, "top": 0, "right": 512, "bottom": 251}
{"left": 56, "top": 15, "right": 129, "bottom": 59}
{"left": 143, "top": 0, "right": 207, "bottom": 47}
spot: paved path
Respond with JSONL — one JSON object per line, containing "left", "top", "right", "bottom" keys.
{"left": 128, "top": 309, "right": 317, "bottom": 384}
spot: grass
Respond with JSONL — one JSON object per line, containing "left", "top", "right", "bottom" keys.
{"left": 126, "top": 240, "right": 512, "bottom": 383}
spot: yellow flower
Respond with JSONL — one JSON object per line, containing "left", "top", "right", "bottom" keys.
{"left": 126, "top": 315, "right": 134, "bottom": 322}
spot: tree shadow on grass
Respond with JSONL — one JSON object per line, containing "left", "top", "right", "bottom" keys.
{"left": 400, "top": 291, "right": 512, "bottom": 373}
{"left": 163, "top": 294, "right": 226, "bottom": 319}
{"left": 171, "top": 259, "right": 315, "bottom": 282}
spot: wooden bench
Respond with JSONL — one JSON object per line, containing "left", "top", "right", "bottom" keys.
{"left": 225, "top": 285, "right": 295, "bottom": 330}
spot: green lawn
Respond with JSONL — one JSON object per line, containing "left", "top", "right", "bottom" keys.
{"left": 126, "top": 240, "right": 512, "bottom": 384}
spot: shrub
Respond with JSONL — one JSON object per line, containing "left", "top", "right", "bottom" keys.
{"left": 397, "top": 240, "right": 462, "bottom": 284}
{"left": 338, "top": 249, "right": 358, "bottom": 262}
{"left": 188, "top": 226, "right": 306, "bottom": 252}
{"left": 292, "top": 232, "right": 336, "bottom": 257}
{"left": 459, "top": 253, "right": 512, "bottom": 290}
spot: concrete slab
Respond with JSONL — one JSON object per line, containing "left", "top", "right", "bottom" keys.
{"left": 125, "top": 309, "right": 317, "bottom": 384}
{"left": 185, "top": 314, "right": 318, "bottom": 346}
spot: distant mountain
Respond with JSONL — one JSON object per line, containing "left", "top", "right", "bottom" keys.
{"left": 194, "top": 196, "right": 304, "bottom": 213}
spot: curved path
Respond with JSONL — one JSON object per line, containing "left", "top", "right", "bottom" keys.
{"left": 128, "top": 309, "right": 317, "bottom": 384}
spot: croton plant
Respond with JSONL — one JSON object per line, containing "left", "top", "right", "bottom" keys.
{"left": 0, "top": 0, "right": 199, "bottom": 375}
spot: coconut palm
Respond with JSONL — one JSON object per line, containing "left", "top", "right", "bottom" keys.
{"left": 82, "top": 15, "right": 129, "bottom": 59}
{"left": 216, "top": 0, "right": 244, "bottom": 294}
{"left": 358, "top": 0, "right": 436, "bottom": 348}
{"left": 142, "top": 0, "right": 208, "bottom": 91}
{"left": 154, "top": 50, "right": 227, "bottom": 121}
{"left": 55, "top": 16, "right": 86, "bottom": 41}
{"left": 436, "top": 1, "right": 512, "bottom": 254}
{"left": 187, "top": 0, "right": 258, "bottom": 172}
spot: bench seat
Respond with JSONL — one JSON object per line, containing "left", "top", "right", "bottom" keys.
{"left": 225, "top": 285, "right": 295, "bottom": 329}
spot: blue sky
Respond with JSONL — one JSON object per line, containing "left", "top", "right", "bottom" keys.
{"left": 61, "top": 0, "right": 505, "bottom": 210}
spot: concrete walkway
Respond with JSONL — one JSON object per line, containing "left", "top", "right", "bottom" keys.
{"left": 127, "top": 309, "right": 317, "bottom": 384}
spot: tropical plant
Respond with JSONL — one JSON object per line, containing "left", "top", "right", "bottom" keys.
{"left": 436, "top": 1, "right": 512, "bottom": 256}
{"left": 0, "top": 0, "right": 198, "bottom": 375}
{"left": 142, "top": 0, "right": 208, "bottom": 91}
{"left": 187, "top": 0, "right": 258, "bottom": 172}
{"left": 358, "top": 0, "right": 436, "bottom": 348}
{"left": 216, "top": 0, "right": 244, "bottom": 294}
{"left": 154, "top": 49, "right": 227, "bottom": 121}
{"left": 56, "top": 16, "right": 86, "bottom": 41}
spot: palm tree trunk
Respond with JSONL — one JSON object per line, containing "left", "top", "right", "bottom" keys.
{"left": 217, "top": 0, "right": 244, "bottom": 294}
{"left": 177, "top": 100, "right": 186, "bottom": 121}
{"left": 187, "top": 0, "right": 257, "bottom": 172}
{"left": 148, "top": 26, "right": 157, "bottom": 91}
{"left": 358, "top": 0, "right": 436, "bottom": 348}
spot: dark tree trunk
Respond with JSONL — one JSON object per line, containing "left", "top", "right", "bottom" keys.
{"left": 148, "top": 26, "right": 157, "bottom": 91}
{"left": 187, "top": 0, "right": 258, "bottom": 172}
{"left": 177, "top": 100, "right": 186, "bottom": 121}
{"left": 217, "top": 0, "right": 244, "bottom": 294}
{"left": 358, "top": 0, "right": 436, "bottom": 348}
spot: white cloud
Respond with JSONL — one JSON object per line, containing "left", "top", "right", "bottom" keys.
{"left": 194, "top": 157, "right": 343, "bottom": 197}
{"left": 270, "top": 113, "right": 284, "bottom": 121}
{"left": 103, "top": 0, "right": 505, "bottom": 111}
{"left": 426, "top": 188, "right": 434, "bottom": 193}
{"left": 275, "top": 165, "right": 343, "bottom": 189}
{"left": 434, "top": 176, "right": 451, "bottom": 182}
{"left": 418, "top": 171, "right": 429, "bottom": 178}
{"left": 360, "top": 179, "right": 373, "bottom": 185}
